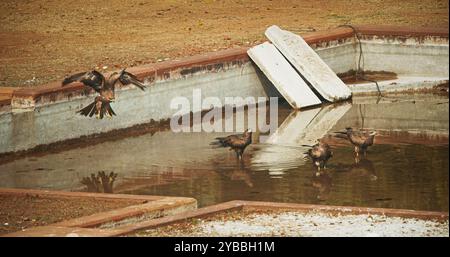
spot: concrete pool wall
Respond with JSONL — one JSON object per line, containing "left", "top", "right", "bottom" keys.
{"left": 0, "top": 25, "right": 448, "bottom": 155}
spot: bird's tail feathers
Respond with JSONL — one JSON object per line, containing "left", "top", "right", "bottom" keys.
{"left": 77, "top": 100, "right": 116, "bottom": 119}
{"left": 77, "top": 101, "right": 96, "bottom": 117}
{"left": 210, "top": 137, "right": 228, "bottom": 148}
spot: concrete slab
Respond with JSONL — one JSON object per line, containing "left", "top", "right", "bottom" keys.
{"left": 265, "top": 25, "right": 352, "bottom": 102}
{"left": 247, "top": 42, "right": 321, "bottom": 109}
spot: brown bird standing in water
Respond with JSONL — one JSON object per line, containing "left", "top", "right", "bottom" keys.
{"left": 62, "top": 69, "right": 146, "bottom": 119}
{"left": 304, "top": 140, "right": 333, "bottom": 173}
{"left": 337, "top": 127, "right": 376, "bottom": 156}
{"left": 210, "top": 129, "right": 252, "bottom": 159}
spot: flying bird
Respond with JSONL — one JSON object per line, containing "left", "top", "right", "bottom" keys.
{"left": 210, "top": 129, "right": 253, "bottom": 159}
{"left": 62, "top": 69, "right": 146, "bottom": 119}
{"left": 336, "top": 127, "right": 376, "bottom": 156}
{"left": 304, "top": 140, "right": 333, "bottom": 173}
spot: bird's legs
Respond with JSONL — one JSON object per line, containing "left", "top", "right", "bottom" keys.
{"left": 354, "top": 146, "right": 360, "bottom": 157}
{"left": 235, "top": 150, "right": 241, "bottom": 160}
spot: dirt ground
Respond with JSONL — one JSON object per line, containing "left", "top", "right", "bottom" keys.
{"left": 0, "top": 194, "right": 145, "bottom": 235}
{"left": 0, "top": 0, "right": 448, "bottom": 88}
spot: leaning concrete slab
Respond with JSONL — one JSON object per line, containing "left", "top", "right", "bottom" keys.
{"left": 266, "top": 25, "right": 352, "bottom": 102}
{"left": 247, "top": 42, "right": 321, "bottom": 109}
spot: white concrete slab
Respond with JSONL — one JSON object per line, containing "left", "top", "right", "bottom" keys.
{"left": 265, "top": 25, "right": 352, "bottom": 102}
{"left": 247, "top": 42, "right": 321, "bottom": 109}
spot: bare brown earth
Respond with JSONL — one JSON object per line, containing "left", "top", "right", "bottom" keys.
{"left": 0, "top": 194, "right": 144, "bottom": 235}
{"left": 0, "top": 0, "right": 448, "bottom": 88}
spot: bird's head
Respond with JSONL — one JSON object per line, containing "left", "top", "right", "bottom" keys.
{"left": 369, "top": 131, "right": 377, "bottom": 136}
{"left": 119, "top": 69, "right": 126, "bottom": 77}
{"left": 345, "top": 127, "right": 353, "bottom": 131}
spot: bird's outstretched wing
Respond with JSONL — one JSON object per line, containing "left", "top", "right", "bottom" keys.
{"left": 62, "top": 70, "right": 105, "bottom": 93}
{"left": 118, "top": 70, "right": 146, "bottom": 91}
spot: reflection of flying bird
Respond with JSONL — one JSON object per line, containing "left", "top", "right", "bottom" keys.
{"left": 210, "top": 129, "right": 252, "bottom": 159}
{"left": 81, "top": 171, "right": 118, "bottom": 193}
{"left": 336, "top": 127, "right": 376, "bottom": 156}
{"left": 304, "top": 140, "right": 333, "bottom": 173}
{"left": 62, "top": 69, "right": 146, "bottom": 119}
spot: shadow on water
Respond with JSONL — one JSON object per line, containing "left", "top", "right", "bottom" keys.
{"left": 0, "top": 94, "right": 448, "bottom": 211}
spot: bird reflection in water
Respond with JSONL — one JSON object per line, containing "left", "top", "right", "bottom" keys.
{"left": 333, "top": 154, "right": 378, "bottom": 181}
{"left": 219, "top": 160, "right": 254, "bottom": 188}
{"left": 312, "top": 172, "right": 332, "bottom": 201}
{"left": 81, "top": 171, "right": 118, "bottom": 193}
{"left": 351, "top": 155, "right": 378, "bottom": 181}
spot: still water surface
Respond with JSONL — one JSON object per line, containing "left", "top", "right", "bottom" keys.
{"left": 0, "top": 94, "right": 448, "bottom": 211}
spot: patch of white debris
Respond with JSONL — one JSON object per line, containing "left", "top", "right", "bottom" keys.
{"left": 197, "top": 212, "right": 449, "bottom": 237}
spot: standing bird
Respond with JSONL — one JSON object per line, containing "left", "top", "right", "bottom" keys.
{"left": 304, "top": 140, "right": 333, "bottom": 174}
{"left": 337, "top": 127, "right": 376, "bottom": 156}
{"left": 62, "top": 69, "right": 146, "bottom": 119}
{"left": 210, "top": 129, "right": 253, "bottom": 160}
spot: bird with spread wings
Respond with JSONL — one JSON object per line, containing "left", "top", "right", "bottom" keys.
{"left": 62, "top": 69, "right": 146, "bottom": 119}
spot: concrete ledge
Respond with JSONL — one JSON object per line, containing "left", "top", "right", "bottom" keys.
{"left": 3, "top": 195, "right": 447, "bottom": 236}
{"left": 348, "top": 77, "right": 449, "bottom": 95}
{"left": 0, "top": 188, "right": 197, "bottom": 237}
{"left": 10, "top": 48, "right": 251, "bottom": 109}
{"left": 6, "top": 25, "right": 448, "bottom": 109}
{"left": 110, "top": 200, "right": 449, "bottom": 236}
{"left": 0, "top": 25, "right": 448, "bottom": 156}
{"left": 3, "top": 226, "right": 123, "bottom": 237}
{"left": 353, "top": 25, "right": 449, "bottom": 38}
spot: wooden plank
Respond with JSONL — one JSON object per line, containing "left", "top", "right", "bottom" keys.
{"left": 266, "top": 25, "right": 352, "bottom": 102}
{"left": 247, "top": 42, "right": 321, "bottom": 109}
